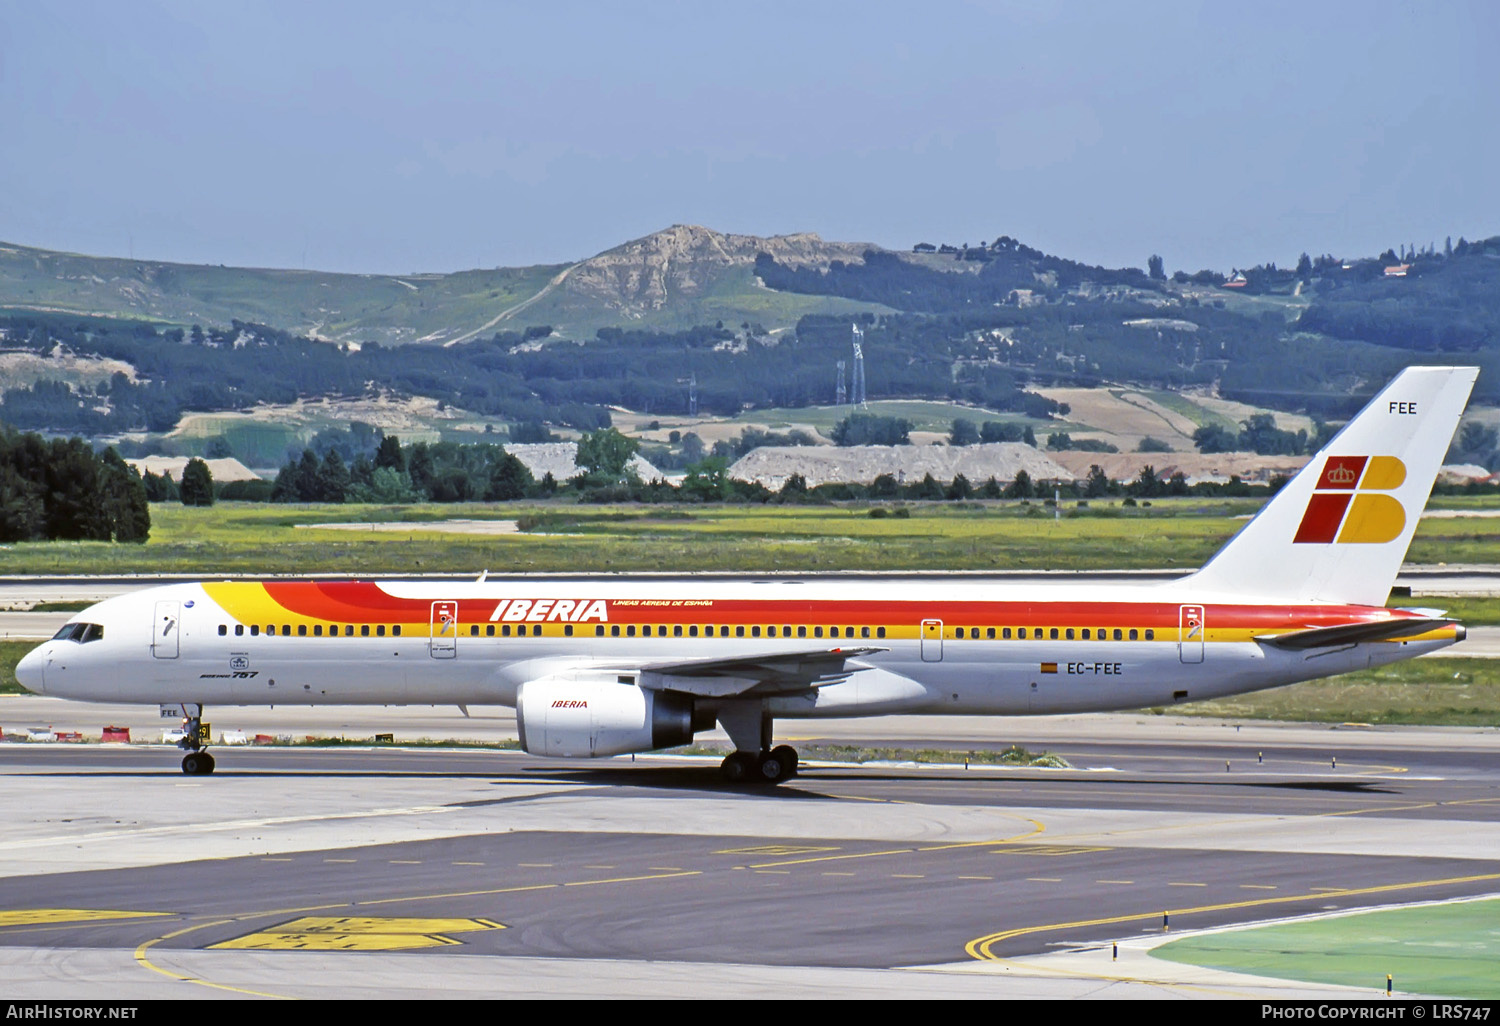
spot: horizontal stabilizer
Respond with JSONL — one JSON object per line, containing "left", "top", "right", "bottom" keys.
{"left": 1255, "top": 618, "right": 1456, "bottom": 651}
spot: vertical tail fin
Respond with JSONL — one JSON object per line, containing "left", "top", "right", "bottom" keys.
{"left": 1179, "top": 366, "right": 1478, "bottom": 605}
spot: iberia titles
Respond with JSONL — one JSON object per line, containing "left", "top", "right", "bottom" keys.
{"left": 489, "top": 599, "right": 610, "bottom": 623}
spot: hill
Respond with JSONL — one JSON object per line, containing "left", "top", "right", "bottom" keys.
{"left": 3, "top": 226, "right": 1499, "bottom": 476}
{"left": 0, "top": 227, "right": 891, "bottom": 343}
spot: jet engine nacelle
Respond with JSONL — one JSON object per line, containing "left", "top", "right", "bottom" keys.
{"left": 516, "top": 679, "right": 695, "bottom": 758}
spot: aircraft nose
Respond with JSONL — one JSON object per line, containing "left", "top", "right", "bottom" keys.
{"left": 14, "top": 647, "right": 45, "bottom": 694}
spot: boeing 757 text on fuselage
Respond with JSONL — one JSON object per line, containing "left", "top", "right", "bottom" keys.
{"left": 15, "top": 366, "right": 1477, "bottom": 783}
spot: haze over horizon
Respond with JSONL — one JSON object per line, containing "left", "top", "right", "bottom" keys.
{"left": 2, "top": 1, "right": 1495, "bottom": 277}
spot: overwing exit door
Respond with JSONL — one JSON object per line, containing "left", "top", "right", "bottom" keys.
{"left": 921, "top": 619, "right": 943, "bottom": 662}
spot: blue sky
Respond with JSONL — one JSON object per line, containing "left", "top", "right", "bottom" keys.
{"left": 1, "top": 1, "right": 1494, "bottom": 275}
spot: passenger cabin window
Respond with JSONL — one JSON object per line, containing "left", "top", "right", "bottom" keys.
{"left": 987, "top": 627, "right": 996, "bottom": 639}
{"left": 1113, "top": 628, "right": 1123, "bottom": 640}
{"left": 218, "top": 624, "right": 227, "bottom": 636}
{"left": 376, "top": 625, "right": 386, "bottom": 637}
{"left": 876, "top": 627, "right": 886, "bottom": 639}
{"left": 314, "top": 625, "right": 323, "bottom": 637}
{"left": 235, "top": 625, "right": 244, "bottom": 636}
{"left": 1129, "top": 629, "right": 1138, "bottom": 640}
{"left": 298, "top": 625, "right": 308, "bottom": 637}
{"left": 564, "top": 625, "right": 573, "bottom": 636}
{"left": 361, "top": 625, "right": 370, "bottom": 637}
{"left": 955, "top": 628, "right": 965, "bottom": 639}
{"left": 1145, "top": 629, "right": 1155, "bottom": 641}
{"left": 1017, "top": 628, "right": 1026, "bottom": 640}
{"left": 490, "top": 625, "right": 498, "bottom": 637}
{"left": 1082, "top": 629, "right": 1091, "bottom": 639}
{"left": 1065, "top": 628, "right": 1075, "bottom": 640}
{"left": 250, "top": 626, "right": 259, "bottom": 637}
{"left": 752, "top": 626, "right": 762, "bottom": 637}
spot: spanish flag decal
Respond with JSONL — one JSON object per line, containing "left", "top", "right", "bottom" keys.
{"left": 1040, "top": 662, "right": 1058, "bottom": 674}
{"left": 1293, "top": 456, "right": 1406, "bottom": 544}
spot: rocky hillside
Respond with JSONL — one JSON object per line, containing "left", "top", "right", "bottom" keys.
{"left": 0, "top": 226, "right": 892, "bottom": 344}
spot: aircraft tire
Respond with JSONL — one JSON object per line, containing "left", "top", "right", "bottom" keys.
{"left": 181, "top": 752, "right": 215, "bottom": 776}
{"left": 720, "top": 751, "right": 756, "bottom": 783}
{"left": 770, "top": 745, "right": 798, "bottom": 777}
{"left": 755, "top": 750, "right": 788, "bottom": 784}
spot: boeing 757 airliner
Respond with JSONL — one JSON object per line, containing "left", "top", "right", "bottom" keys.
{"left": 14, "top": 366, "right": 1478, "bottom": 783}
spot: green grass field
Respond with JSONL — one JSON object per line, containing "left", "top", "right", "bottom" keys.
{"left": 1152, "top": 898, "right": 1500, "bottom": 998}
{"left": 2, "top": 496, "right": 1498, "bottom": 576}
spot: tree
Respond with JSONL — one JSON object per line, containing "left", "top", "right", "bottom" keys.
{"left": 98, "top": 448, "right": 150, "bottom": 542}
{"left": 1083, "top": 464, "right": 1112, "bottom": 498}
{"left": 946, "top": 473, "right": 972, "bottom": 500}
{"left": 832, "top": 414, "right": 910, "bottom": 447}
{"left": 1296, "top": 252, "right": 1312, "bottom": 278}
{"left": 316, "top": 451, "right": 351, "bottom": 503}
{"left": 1004, "top": 469, "right": 1034, "bottom": 499}
{"left": 910, "top": 473, "right": 944, "bottom": 500}
{"left": 949, "top": 419, "right": 979, "bottom": 447}
{"left": 510, "top": 421, "right": 555, "bottom": 443}
{"left": 180, "top": 458, "right": 214, "bottom": 506}
{"left": 681, "top": 456, "right": 732, "bottom": 502}
{"left": 575, "top": 428, "right": 640, "bottom": 485}
{"left": 1192, "top": 424, "right": 1239, "bottom": 453}
{"left": 1148, "top": 254, "right": 1166, "bottom": 281}
{"left": 484, "top": 452, "right": 532, "bottom": 500}
{"left": 373, "top": 434, "right": 405, "bottom": 473}
{"left": 141, "top": 469, "right": 179, "bottom": 502}
{"left": 1130, "top": 465, "right": 1163, "bottom": 498}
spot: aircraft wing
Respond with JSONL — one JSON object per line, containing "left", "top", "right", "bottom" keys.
{"left": 634, "top": 646, "right": 887, "bottom": 698}
{"left": 1254, "top": 617, "right": 1456, "bottom": 651}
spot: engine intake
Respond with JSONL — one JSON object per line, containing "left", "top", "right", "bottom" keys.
{"left": 517, "top": 679, "right": 696, "bottom": 758}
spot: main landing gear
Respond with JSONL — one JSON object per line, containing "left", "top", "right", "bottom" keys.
{"left": 176, "top": 704, "right": 215, "bottom": 776}
{"left": 719, "top": 745, "right": 798, "bottom": 785}
{"left": 715, "top": 704, "right": 797, "bottom": 784}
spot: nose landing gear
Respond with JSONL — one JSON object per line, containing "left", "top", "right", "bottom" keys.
{"left": 176, "top": 704, "right": 215, "bottom": 775}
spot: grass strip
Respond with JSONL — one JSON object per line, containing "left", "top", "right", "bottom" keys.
{"left": 1152, "top": 897, "right": 1500, "bottom": 999}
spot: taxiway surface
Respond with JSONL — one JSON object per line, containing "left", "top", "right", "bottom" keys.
{"left": 1, "top": 717, "right": 1496, "bottom": 999}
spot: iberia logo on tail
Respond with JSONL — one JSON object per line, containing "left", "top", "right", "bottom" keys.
{"left": 1293, "top": 455, "right": 1407, "bottom": 544}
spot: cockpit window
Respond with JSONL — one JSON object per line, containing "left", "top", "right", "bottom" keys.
{"left": 51, "top": 622, "right": 103, "bottom": 643}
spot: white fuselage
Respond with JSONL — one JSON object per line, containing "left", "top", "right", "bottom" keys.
{"left": 16, "top": 577, "right": 1460, "bottom": 720}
